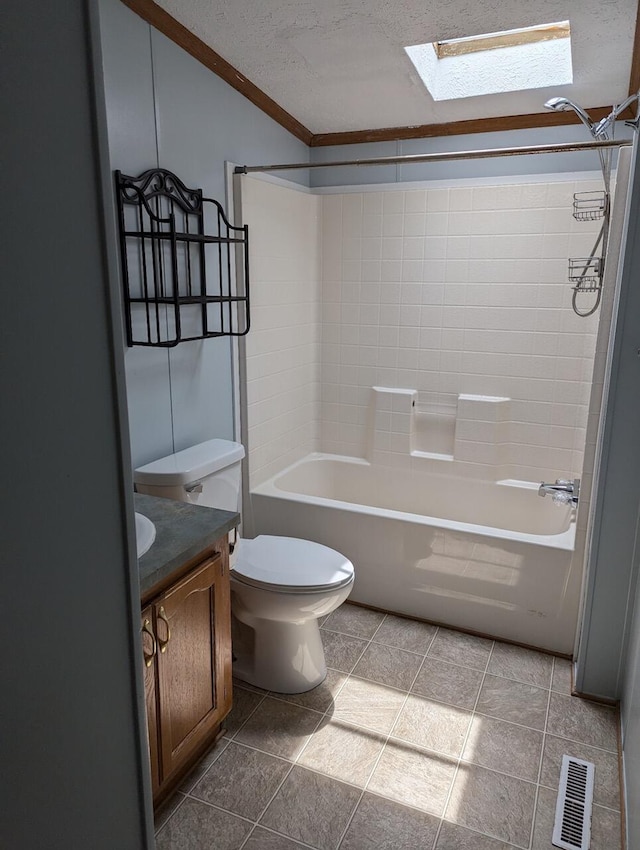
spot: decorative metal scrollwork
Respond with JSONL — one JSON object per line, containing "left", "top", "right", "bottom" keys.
{"left": 119, "top": 169, "right": 203, "bottom": 213}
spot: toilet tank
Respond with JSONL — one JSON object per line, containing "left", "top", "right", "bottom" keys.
{"left": 134, "top": 439, "right": 245, "bottom": 513}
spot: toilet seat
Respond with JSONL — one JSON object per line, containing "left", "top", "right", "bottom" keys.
{"left": 233, "top": 535, "right": 354, "bottom": 594}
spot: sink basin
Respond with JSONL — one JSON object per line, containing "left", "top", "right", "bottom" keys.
{"left": 135, "top": 512, "right": 156, "bottom": 558}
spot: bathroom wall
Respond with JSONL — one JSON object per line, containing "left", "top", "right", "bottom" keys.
{"left": 320, "top": 175, "right": 602, "bottom": 482}
{"left": 622, "top": 529, "right": 640, "bottom": 847}
{"left": 3, "top": 0, "right": 151, "bottom": 845}
{"left": 97, "top": 0, "right": 309, "bottom": 468}
{"left": 240, "top": 177, "right": 322, "bottom": 486}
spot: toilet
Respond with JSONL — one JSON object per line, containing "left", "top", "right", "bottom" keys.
{"left": 134, "top": 439, "right": 354, "bottom": 693}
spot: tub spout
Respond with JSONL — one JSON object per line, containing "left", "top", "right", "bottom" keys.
{"left": 538, "top": 478, "right": 580, "bottom": 506}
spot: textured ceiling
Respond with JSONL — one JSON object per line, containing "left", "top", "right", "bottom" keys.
{"left": 154, "top": 0, "right": 637, "bottom": 134}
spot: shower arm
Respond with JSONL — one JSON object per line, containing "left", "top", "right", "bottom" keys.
{"left": 593, "top": 92, "right": 640, "bottom": 138}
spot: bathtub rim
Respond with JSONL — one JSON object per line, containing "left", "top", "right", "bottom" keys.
{"left": 251, "top": 452, "right": 576, "bottom": 552}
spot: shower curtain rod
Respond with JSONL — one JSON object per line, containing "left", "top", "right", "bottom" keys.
{"left": 235, "top": 138, "right": 630, "bottom": 174}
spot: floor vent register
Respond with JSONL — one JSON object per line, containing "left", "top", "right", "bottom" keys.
{"left": 552, "top": 755, "right": 595, "bottom": 850}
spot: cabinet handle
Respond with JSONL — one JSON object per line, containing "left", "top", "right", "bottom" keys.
{"left": 157, "top": 606, "right": 171, "bottom": 653}
{"left": 141, "top": 618, "right": 157, "bottom": 668}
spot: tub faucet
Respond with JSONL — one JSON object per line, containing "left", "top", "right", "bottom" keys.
{"left": 538, "top": 478, "right": 580, "bottom": 506}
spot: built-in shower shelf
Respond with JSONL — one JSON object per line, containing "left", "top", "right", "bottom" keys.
{"left": 115, "top": 168, "right": 250, "bottom": 347}
{"left": 572, "top": 190, "right": 608, "bottom": 221}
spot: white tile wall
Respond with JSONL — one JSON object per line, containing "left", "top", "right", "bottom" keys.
{"left": 241, "top": 177, "right": 321, "bottom": 486}
{"left": 320, "top": 179, "right": 602, "bottom": 482}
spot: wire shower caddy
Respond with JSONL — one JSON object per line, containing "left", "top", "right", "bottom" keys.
{"left": 568, "top": 187, "right": 609, "bottom": 314}
{"left": 115, "top": 168, "right": 250, "bottom": 347}
{"left": 572, "top": 190, "right": 609, "bottom": 221}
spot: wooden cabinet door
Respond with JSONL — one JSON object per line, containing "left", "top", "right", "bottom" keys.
{"left": 155, "top": 554, "right": 231, "bottom": 782}
{"left": 141, "top": 606, "right": 160, "bottom": 797}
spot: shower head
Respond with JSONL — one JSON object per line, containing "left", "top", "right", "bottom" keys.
{"left": 544, "top": 94, "right": 610, "bottom": 189}
{"left": 543, "top": 97, "right": 596, "bottom": 133}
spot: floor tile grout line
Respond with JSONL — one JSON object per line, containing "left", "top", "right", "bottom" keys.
{"left": 258, "top": 693, "right": 330, "bottom": 717}
{"left": 218, "top": 736, "right": 308, "bottom": 767}
{"left": 435, "top": 820, "right": 524, "bottom": 850}
{"left": 480, "top": 668, "right": 559, "bottom": 693}
{"left": 177, "top": 739, "right": 231, "bottom": 795}
{"left": 536, "top": 727, "right": 620, "bottom": 755}
{"left": 293, "top": 619, "right": 384, "bottom": 772}
{"left": 470, "top": 708, "right": 548, "bottom": 734}
{"left": 335, "top": 636, "right": 437, "bottom": 659}
{"left": 154, "top": 792, "right": 188, "bottom": 837}
{"left": 590, "top": 802, "right": 624, "bottom": 814}
{"left": 234, "top": 750, "right": 299, "bottom": 849}
{"left": 181, "top": 793, "right": 256, "bottom": 825}
{"left": 369, "top": 611, "right": 388, "bottom": 641}
{"left": 333, "top": 624, "right": 441, "bottom": 850}
{"left": 226, "top": 690, "right": 268, "bottom": 742}
{"left": 527, "top": 664, "right": 554, "bottom": 849}
{"left": 226, "top": 720, "right": 546, "bottom": 797}
{"left": 240, "top": 823, "right": 320, "bottom": 850}
{"left": 431, "top": 637, "right": 495, "bottom": 850}
{"left": 183, "top": 793, "right": 321, "bottom": 850}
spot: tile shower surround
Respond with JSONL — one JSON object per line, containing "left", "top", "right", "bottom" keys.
{"left": 155, "top": 604, "right": 622, "bottom": 850}
{"left": 320, "top": 180, "right": 601, "bottom": 483}
{"left": 242, "top": 174, "right": 604, "bottom": 486}
{"left": 241, "top": 177, "right": 322, "bottom": 487}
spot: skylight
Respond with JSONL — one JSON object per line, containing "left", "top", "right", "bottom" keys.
{"left": 406, "top": 21, "right": 573, "bottom": 101}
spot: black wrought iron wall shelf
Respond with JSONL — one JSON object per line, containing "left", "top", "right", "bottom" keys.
{"left": 115, "top": 168, "right": 250, "bottom": 347}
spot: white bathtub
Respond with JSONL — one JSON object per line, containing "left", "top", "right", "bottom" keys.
{"left": 250, "top": 454, "right": 581, "bottom": 653}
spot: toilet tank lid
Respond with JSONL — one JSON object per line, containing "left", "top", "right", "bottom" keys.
{"left": 134, "top": 439, "right": 245, "bottom": 487}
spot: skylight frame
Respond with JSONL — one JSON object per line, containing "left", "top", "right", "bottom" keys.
{"left": 405, "top": 19, "right": 573, "bottom": 101}
{"left": 433, "top": 21, "right": 571, "bottom": 59}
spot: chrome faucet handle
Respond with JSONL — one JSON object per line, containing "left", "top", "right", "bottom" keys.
{"left": 552, "top": 490, "right": 573, "bottom": 505}
{"left": 538, "top": 478, "right": 580, "bottom": 502}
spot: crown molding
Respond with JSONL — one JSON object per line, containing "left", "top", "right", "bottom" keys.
{"left": 121, "top": 0, "right": 313, "bottom": 145}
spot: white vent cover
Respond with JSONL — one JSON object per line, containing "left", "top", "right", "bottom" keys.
{"left": 552, "top": 755, "right": 595, "bottom": 850}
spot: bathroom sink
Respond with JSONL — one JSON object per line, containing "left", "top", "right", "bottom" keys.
{"left": 135, "top": 512, "right": 156, "bottom": 558}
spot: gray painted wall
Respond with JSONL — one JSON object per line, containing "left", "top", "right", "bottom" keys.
{"left": 620, "top": 506, "right": 640, "bottom": 848}
{"left": 310, "top": 124, "right": 633, "bottom": 187}
{"left": 1, "top": 1, "right": 151, "bottom": 847}
{"left": 97, "top": 0, "right": 310, "bottom": 468}
{"left": 622, "top": 512, "right": 640, "bottom": 847}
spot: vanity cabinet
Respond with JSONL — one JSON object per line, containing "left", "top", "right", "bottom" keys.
{"left": 141, "top": 539, "right": 232, "bottom": 805}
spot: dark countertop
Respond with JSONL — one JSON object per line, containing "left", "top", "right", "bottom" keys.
{"left": 135, "top": 493, "right": 239, "bottom": 600}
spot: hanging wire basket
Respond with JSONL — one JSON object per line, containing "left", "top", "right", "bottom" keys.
{"left": 572, "top": 191, "right": 608, "bottom": 222}
{"left": 568, "top": 257, "right": 602, "bottom": 292}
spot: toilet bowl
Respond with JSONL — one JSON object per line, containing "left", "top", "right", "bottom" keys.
{"left": 231, "top": 535, "right": 354, "bottom": 692}
{"left": 134, "top": 439, "right": 355, "bottom": 693}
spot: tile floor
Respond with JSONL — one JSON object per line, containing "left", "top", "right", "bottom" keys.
{"left": 155, "top": 603, "right": 622, "bottom": 850}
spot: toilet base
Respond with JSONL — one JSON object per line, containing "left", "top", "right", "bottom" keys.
{"left": 232, "top": 616, "right": 328, "bottom": 694}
